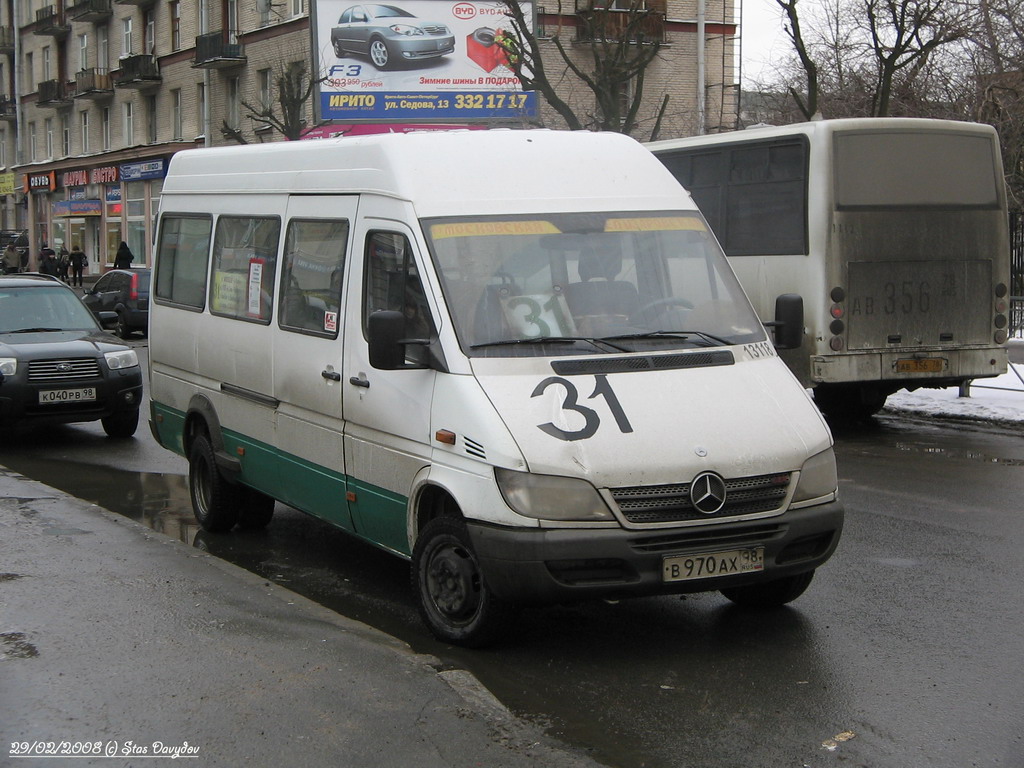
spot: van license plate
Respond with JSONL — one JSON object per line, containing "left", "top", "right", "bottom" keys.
{"left": 896, "top": 358, "right": 944, "bottom": 373}
{"left": 39, "top": 387, "right": 97, "bottom": 404}
{"left": 663, "top": 548, "right": 764, "bottom": 582}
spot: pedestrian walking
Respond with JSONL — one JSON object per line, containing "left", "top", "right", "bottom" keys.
{"left": 69, "top": 244, "right": 87, "bottom": 287}
{"left": 113, "top": 241, "right": 134, "bottom": 270}
{"left": 2, "top": 244, "right": 19, "bottom": 274}
{"left": 38, "top": 248, "right": 59, "bottom": 277}
{"left": 57, "top": 246, "right": 71, "bottom": 282}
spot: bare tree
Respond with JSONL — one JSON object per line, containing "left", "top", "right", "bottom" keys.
{"left": 498, "top": 0, "right": 664, "bottom": 136}
{"left": 220, "top": 60, "right": 328, "bottom": 144}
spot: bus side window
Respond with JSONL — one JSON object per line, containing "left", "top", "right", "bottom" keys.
{"left": 364, "top": 231, "right": 435, "bottom": 344}
{"left": 279, "top": 219, "right": 349, "bottom": 337}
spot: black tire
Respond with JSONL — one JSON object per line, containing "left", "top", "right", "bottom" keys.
{"left": 813, "top": 383, "right": 887, "bottom": 421}
{"left": 720, "top": 570, "right": 815, "bottom": 608}
{"left": 237, "top": 487, "right": 275, "bottom": 530}
{"left": 412, "top": 517, "right": 517, "bottom": 648}
{"left": 115, "top": 311, "right": 132, "bottom": 339}
{"left": 188, "top": 434, "right": 241, "bottom": 533}
{"left": 101, "top": 408, "right": 139, "bottom": 438}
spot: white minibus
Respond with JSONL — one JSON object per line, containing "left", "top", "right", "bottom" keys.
{"left": 148, "top": 130, "right": 843, "bottom": 646}
{"left": 649, "top": 119, "right": 1012, "bottom": 419}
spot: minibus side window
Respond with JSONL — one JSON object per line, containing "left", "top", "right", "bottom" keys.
{"left": 209, "top": 216, "right": 281, "bottom": 324}
{"left": 154, "top": 215, "right": 212, "bottom": 309}
{"left": 364, "top": 231, "right": 435, "bottom": 350}
{"left": 279, "top": 218, "right": 349, "bottom": 338}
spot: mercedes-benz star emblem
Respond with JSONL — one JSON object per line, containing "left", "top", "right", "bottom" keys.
{"left": 690, "top": 472, "right": 727, "bottom": 515}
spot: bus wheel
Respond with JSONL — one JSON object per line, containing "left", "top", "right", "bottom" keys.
{"left": 813, "top": 383, "right": 887, "bottom": 421}
{"left": 188, "top": 434, "right": 241, "bottom": 533}
{"left": 238, "top": 488, "right": 275, "bottom": 530}
{"left": 412, "top": 517, "right": 517, "bottom": 648}
{"left": 720, "top": 570, "right": 814, "bottom": 608}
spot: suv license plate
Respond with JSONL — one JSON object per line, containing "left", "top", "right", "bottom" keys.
{"left": 39, "top": 387, "right": 97, "bottom": 404}
{"left": 663, "top": 548, "right": 764, "bottom": 582}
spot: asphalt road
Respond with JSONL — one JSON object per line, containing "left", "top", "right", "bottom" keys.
{"left": 2, "top": 347, "right": 1022, "bottom": 767}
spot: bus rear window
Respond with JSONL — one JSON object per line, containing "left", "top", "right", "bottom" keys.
{"left": 834, "top": 131, "right": 1000, "bottom": 209}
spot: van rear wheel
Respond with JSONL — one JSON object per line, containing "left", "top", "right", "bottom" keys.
{"left": 720, "top": 570, "right": 815, "bottom": 608}
{"left": 412, "top": 517, "right": 517, "bottom": 648}
{"left": 188, "top": 434, "right": 241, "bottom": 532}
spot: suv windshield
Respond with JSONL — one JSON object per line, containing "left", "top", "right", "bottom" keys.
{"left": 0, "top": 285, "right": 100, "bottom": 333}
{"left": 423, "top": 211, "right": 764, "bottom": 357}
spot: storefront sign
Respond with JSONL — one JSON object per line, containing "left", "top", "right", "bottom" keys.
{"left": 91, "top": 166, "right": 120, "bottom": 184}
{"left": 120, "top": 159, "right": 166, "bottom": 181}
{"left": 105, "top": 186, "right": 122, "bottom": 203}
{"left": 27, "top": 172, "right": 56, "bottom": 193}
{"left": 62, "top": 169, "right": 90, "bottom": 188}
{"left": 53, "top": 200, "right": 103, "bottom": 217}
{"left": 0, "top": 173, "right": 15, "bottom": 196}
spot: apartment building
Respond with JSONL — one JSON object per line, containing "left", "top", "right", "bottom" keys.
{"left": 1, "top": 0, "right": 736, "bottom": 271}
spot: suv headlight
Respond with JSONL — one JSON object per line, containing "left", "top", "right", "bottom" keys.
{"left": 0, "top": 358, "right": 16, "bottom": 377}
{"left": 791, "top": 447, "right": 838, "bottom": 504}
{"left": 104, "top": 349, "right": 139, "bottom": 370}
{"left": 495, "top": 468, "right": 614, "bottom": 522}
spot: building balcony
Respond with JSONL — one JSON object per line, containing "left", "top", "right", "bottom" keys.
{"left": 0, "top": 97, "right": 17, "bottom": 122}
{"left": 37, "top": 79, "right": 74, "bottom": 108}
{"left": 113, "top": 0, "right": 155, "bottom": 7}
{"left": 113, "top": 54, "right": 161, "bottom": 88}
{"left": 574, "top": 0, "right": 666, "bottom": 43}
{"left": 33, "top": 5, "right": 70, "bottom": 38}
{"left": 192, "top": 31, "right": 246, "bottom": 68}
{"left": 67, "top": 0, "right": 113, "bottom": 23}
{"left": 75, "top": 68, "right": 114, "bottom": 100}
{"left": 0, "top": 26, "right": 15, "bottom": 54}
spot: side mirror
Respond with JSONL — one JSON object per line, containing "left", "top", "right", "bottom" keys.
{"left": 767, "top": 293, "right": 803, "bottom": 350}
{"left": 367, "top": 310, "right": 407, "bottom": 370}
{"left": 97, "top": 310, "right": 118, "bottom": 330}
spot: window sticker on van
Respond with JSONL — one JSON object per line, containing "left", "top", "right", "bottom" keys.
{"left": 430, "top": 221, "right": 561, "bottom": 239}
{"left": 500, "top": 293, "right": 576, "bottom": 338}
{"left": 605, "top": 217, "right": 707, "bottom": 232}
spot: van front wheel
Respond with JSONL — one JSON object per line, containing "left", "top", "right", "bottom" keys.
{"left": 412, "top": 517, "right": 516, "bottom": 647}
{"left": 189, "top": 435, "right": 241, "bottom": 533}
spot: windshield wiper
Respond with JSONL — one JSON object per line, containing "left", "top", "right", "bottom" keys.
{"left": 471, "top": 335, "right": 630, "bottom": 352}
{"left": 601, "top": 329, "right": 733, "bottom": 347}
{"left": 9, "top": 327, "right": 65, "bottom": 333}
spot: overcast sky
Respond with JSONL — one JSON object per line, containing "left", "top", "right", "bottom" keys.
{"left": 739, "top": 0, "right": 789, "bottom": 86}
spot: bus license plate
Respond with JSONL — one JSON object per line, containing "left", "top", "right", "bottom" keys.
{"left": 663, "top": 548, "right": 764, "bottom": 582}
{"left": 896, "top": 358, "right": 944, "bottom": 374}
{"left": 39, "top": 387, "right": 97, "bottom": 404}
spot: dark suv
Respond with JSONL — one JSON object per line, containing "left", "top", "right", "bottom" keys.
{"left": 82, "top": 268, "right": 150, "bottom": 339}
{"left": 0, "top": 274, "right": 143, "bottom": 437}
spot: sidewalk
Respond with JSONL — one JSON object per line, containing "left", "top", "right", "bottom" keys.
{"left": 0, "top": 468, "right": 600, "bottom": 768}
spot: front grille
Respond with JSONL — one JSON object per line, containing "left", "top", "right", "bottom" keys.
{"left": 27, "top": 358, "right": 101, "bottom": 382}
{"left": 421, "top": 24, "right": 449, "bottom": 34}
{"left": 611, "top": 472, "right": 791, "bottom": 524}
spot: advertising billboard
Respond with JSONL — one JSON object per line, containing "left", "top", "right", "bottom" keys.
{"left": 314, "top": 0, "right": 537, "bottom": 122}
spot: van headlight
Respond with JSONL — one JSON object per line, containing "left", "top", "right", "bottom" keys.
{"left": 791, "top": 447, "right": 838, "bottom": 504}
{"left": 495, "top": 468, "right": 614, "bottom": 522}
{"left": 104, "top": 349, "right": 139, "bottom": 370}
{"left": 0, "top": 358, "right": 16, "bottom": 377}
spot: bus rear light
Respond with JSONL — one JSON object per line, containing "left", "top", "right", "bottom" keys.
{"left": 830, "top": 287, "right": 845, "bottom": 302}
{"left": 829, "top": 319, "right": 844, "bottom": 335}
{"left": 996, "top": 330, "right": 1008, "bottom": 344}
{"left": 994, "top": 314, "right": 1007, "bottom": 329}
{"left": 829, "top": 337, "right": 844, "bottom": 351}
{"left": 995, "top": 283, "right": 1007, "bottom": 298}
{"left": 830, "top": 304, "right": 843, "bottom": 319}
{"left": 995, "top": 299, "right": 1007, "bottom": 314}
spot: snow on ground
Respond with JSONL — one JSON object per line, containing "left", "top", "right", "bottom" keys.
{"left": 885, "top": 361, "right": 1024, "bottom": 425}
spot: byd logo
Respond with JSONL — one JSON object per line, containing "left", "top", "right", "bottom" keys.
{"left": 453, "top": 3, "right": 476, "bottom": 19}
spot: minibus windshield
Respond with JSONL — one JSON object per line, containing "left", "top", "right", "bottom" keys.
{"left": 423, "top": 211, "right": 765, "bottom": 357}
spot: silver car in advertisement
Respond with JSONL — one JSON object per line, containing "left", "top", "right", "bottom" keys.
{"left": 331, "top": 4, "right": 456, "bottom": 70}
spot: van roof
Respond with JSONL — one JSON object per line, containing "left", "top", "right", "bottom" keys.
{"left": 162, "top": 129, "right": 695, "bottom": 218}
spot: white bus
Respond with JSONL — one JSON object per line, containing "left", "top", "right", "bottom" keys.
{"left": 649, "top": 118, "right": 1012, "bottom": 419}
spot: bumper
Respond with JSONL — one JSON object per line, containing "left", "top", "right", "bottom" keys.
{"left": 395, "top": 36, "right": 455, "bottom": 59}
{"left": 467, "top": 501, "right": 844, "bottom": 604}
{"left": 0, "top": 370, "right": 143, "bottom": 427}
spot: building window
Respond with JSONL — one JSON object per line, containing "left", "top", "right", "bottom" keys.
{"left": 45, "top": 118, "right": 53, "bottom": 159}
{"left": 171, "top": 89, "right": 183, "bottom": 140}
{"left": 24, "top": 53, "right": 33, "bottom": 92}
{"left": 146, "top": 94, "right": 157, "bottom": 143}
{"left": 28, "top": 122, "right": 37, "bottom": 162}
{"left": 291, "top": 0, "right": 303, "bottom": 17}
{"left": 78, "top": 34, "right": 89, "bottom": 71}
{"left": 227, "top": 0, "right": 239, "bottom": 42}
{"left": 257, "top": 68, "right": 272, "bottom": 126}
{"left": 122, "top": 17, "right": 133, "bottom": 57}
{"left": 123, "top": 101, "right": 134, "bottom": 145}
{"left": 98, "top": 27, "right": 109, "bottom": 68}
{"left": 102, "top": 107, "right": 111, "bottom": 150}
{"left": 80, "top": 110, "right": 90, "bottom": 153}
{"left": 170, "top": 2, "right": 181, "bottom": 50}
{"left": 226, "top": 77, "right": 240, "bottom": 130}
{"left": 62, "top": 117, "right": 70, "bottom": 156}
{"left": 144, "top": 9, "right": 156, "bottom": 54}
{"left": 197, "top": 82, "right": 206, "bottom": 138}
{"left": 42, "top": 47, "right": 51, "bottom": 82}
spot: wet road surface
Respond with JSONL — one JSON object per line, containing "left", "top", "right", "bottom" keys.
{"left": 3, "top": 393, "right": 1022, "bottom": 767}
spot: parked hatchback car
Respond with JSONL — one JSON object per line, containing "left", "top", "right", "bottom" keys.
{"left": 331, "top": 4, "right": 455, "bottom": 70}
{"left": 81, "top": 268, "right": 150, "bottom": 339}
{"left": 0, "top": 274, "right": 143, "bottom": 437}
